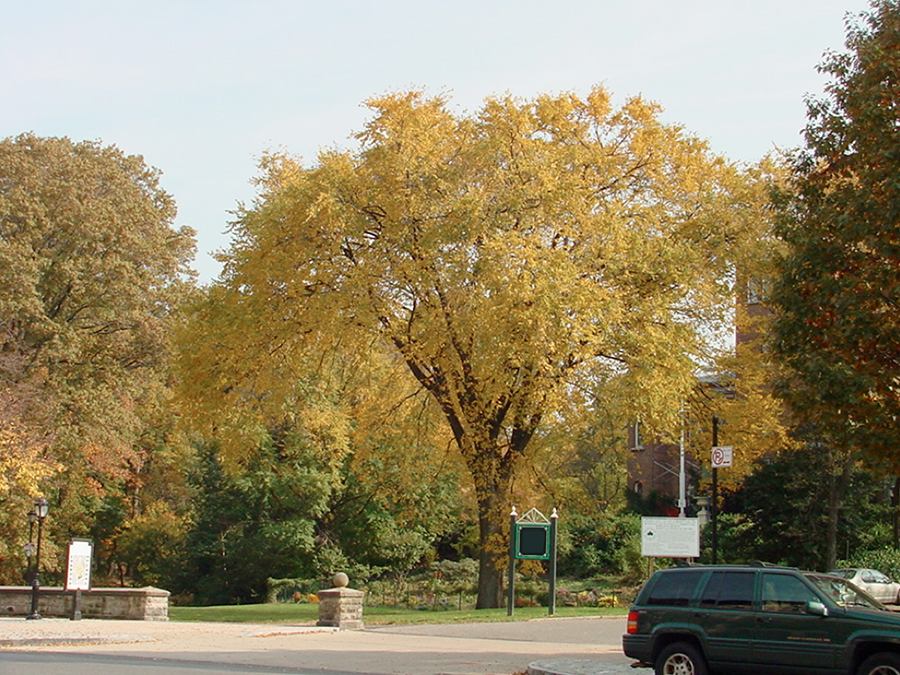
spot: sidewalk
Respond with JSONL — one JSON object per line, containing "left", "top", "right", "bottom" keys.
{"left": 0, "top": 615, "right": 638, "bottom": 675}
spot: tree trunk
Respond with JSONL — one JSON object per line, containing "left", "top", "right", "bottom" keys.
{"left": 825, "top": 454, "right": 854, "bottom": 571}
{"left": 893, "top": 476, "right": 899, "bottom": 550}
{"left": 471, "top": 453, "right": 515, "bottom": 609}
{"left": 403, "top": 355, "right": 534, "bottom": 610}
{"left": 475, "top": 509, "right": 504, "bottom": 609}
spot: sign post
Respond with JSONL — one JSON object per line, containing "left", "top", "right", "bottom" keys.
{"left": 548, "top": 509, "right": 558, "bottom": 615}
{"left": 712, "top": 415, "right": 719, "bottom": 564}
{"left": 711, "top": 413, "right": 732, "bottom": 564}
{"left": 507, "top": 507, "right": 517, "bottom": 617}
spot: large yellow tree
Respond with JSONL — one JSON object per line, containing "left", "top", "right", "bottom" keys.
{"left": 212, "top": 88, "right": 767, "bottom": 607}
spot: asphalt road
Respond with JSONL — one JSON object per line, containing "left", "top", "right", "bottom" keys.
{"left": 0, "top": 616, "right": 640, "bottom": 675}
{"left": 0, "top": 651, "right": 638, "bottom": 675}
{"left": 0, "top": 651, "right": 355, "bottom": 675}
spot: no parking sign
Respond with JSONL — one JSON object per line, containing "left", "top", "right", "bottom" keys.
{"left": 712, "top": 446, "right": 733, "bottom": 468}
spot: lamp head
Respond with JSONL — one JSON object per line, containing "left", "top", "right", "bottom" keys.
{"left": 34, "top": 497, "right": 49, "bottom": 519}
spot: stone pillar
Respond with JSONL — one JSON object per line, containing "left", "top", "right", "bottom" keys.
{"left": 317, "top": 573, "right": 364, "bottom": 630}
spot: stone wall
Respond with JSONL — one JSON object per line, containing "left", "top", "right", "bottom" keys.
{"left": 0, "top": 586, "right": 169, "bottom": 620}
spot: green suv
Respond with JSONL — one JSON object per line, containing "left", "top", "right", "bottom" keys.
{"left": 623, "top": 563, "right": 900, "bottom": 675}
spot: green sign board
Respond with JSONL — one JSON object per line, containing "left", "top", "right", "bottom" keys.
{"left": 515, "top": 523, "right": 550, "bottom": 560}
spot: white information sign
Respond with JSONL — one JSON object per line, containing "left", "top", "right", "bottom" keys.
{"left": 641, "top": 517, "right": 700, "bottom": 558}
{"left": 712, "top": 446, "right": 734, "bottom": 468}
{"left": 66, "top": 539, "right": 93, "bottom": 591}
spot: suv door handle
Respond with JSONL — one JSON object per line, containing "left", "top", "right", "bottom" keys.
{"left": 757, "top": 616, "right": 774, "bottom": 624}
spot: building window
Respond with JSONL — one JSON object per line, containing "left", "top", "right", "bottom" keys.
{"left": 746, "top": 278, "right": 771, "bottom": 304}
{"left": 629, "top": 421, "right": 643, "bottom": 451}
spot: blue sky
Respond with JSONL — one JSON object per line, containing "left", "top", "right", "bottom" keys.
{"left": 1, "top": 0, "right": 872, "bottom": 281}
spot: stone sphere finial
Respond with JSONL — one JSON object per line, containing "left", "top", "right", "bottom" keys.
{"left": 332, "top": 572, "right": 349, "bottom": 588}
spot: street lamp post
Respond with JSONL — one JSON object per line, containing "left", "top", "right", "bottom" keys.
{"left": 26, "top": 498, "right": 49, "bottom": 620}
{"left": 24, "top": 510, "right": 37, "bottom": 582}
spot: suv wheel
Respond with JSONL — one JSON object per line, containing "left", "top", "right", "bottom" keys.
{"left": 655, "top": 641, "right": 708, "bottom": 675}
{"left": 858, "top": 652, "right": 900, "bottom": 675}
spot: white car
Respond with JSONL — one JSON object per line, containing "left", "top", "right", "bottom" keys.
{"left": 830, "top": 568, "right": 900, "bottom": 604}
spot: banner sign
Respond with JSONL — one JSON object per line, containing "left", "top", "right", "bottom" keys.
{"left": 66, "top": 538, "right": 93, "bottom": 591}
{"left": 641, "top": 517, "right": 700, "bottom": 558}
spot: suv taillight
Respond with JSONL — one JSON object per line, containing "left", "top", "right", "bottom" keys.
{"left": 627, "top": 610, "right": 639, "bottom": 634}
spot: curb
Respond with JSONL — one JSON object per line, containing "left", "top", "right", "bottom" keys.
{"left": 528, "top": 659, "right": 643, "bottom": 675}
{"left": 0, "top": 635, "right": 156, "bottom": 648}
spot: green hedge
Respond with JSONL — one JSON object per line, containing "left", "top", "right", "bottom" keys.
{"left": 836, "top": 548, "right": 900, "bottom": 580}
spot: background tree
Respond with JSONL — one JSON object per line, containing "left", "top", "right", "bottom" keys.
{"left": 721, "top": 445, "right": 890, "bottom": 569}
{"left": 0, "top": 133, "right": 195, "bottom": 580}
{"left": 769, "top": 1, "right": 900, "bottom": 565}
{"left": 771, "top": 0, "right": 900, "bottom": 464}
{"left": 199, "top": 88, "right": 769, "bottom": 607}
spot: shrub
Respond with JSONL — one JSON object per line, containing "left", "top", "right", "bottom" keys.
{"left": 267, "top": 577, "right": 321, "bottom": 603}
{"left": 558, "top": 512, "right": 641, "bottom": 578}
{"left": 836, "top": 548, "right": 900, "bottom": 580}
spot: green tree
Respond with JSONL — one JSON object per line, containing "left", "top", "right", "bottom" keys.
{"left": 723, "top": 445, "right": 890, "bottom": 569}
{"left": 208, "top": 88, "right": 769, "bottom": 607}
{"left": 178, "top": 440, "right": 329, "bottom": 604}
{"left": 177, "top": 414, "right": 465, "bottom": 604}
{"left": 115, "top": 499, "right": 189, "bottom": 587}
{"left": 771, "top": 1, "right": 900, "bottom": 465}
{"left": 0, "top": 133, "right": 195, "bottom": 575}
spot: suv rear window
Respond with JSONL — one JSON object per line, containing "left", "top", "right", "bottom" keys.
{"left": 647, "top": 570, "right": 703, "bottom": 606}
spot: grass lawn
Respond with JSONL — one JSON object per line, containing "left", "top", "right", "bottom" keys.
{"left": 168, "top": 603, "right": 626, "bottom": 625}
